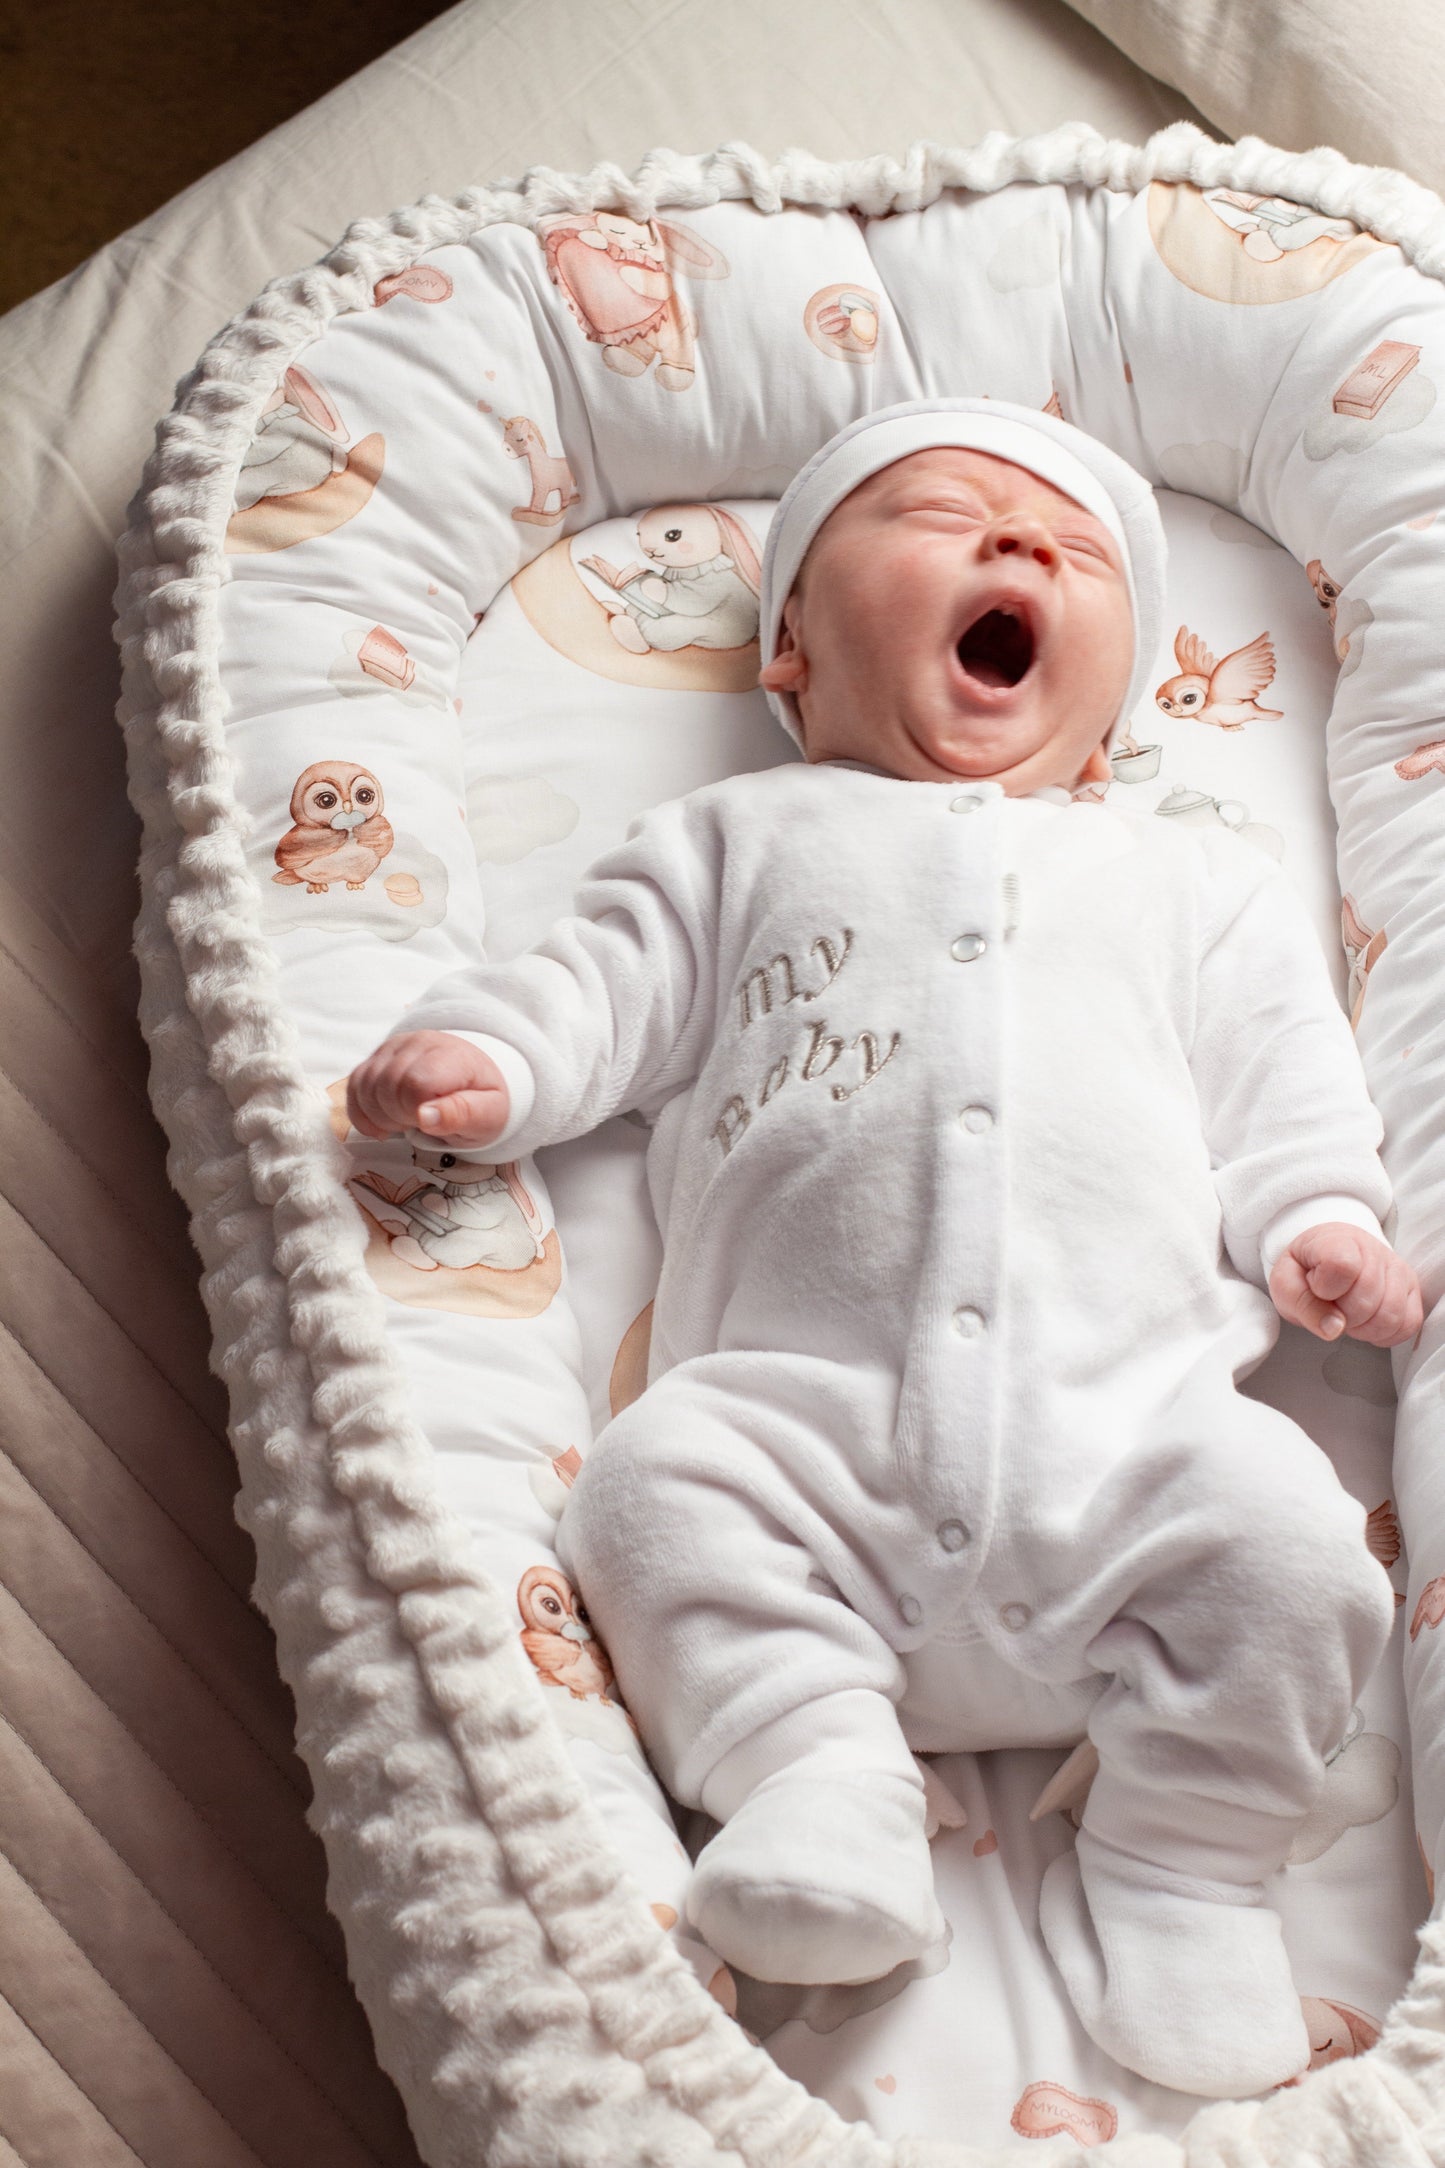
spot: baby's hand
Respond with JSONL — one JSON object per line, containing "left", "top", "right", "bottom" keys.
{"left": 1268, "top": 1223, "right": 1424, "bottom": 1347}
{"left": 346, "top": 1031, "right": 510, "bottom": 1149}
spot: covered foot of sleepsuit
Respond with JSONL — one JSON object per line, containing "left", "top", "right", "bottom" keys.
{"left": 1038, "top": 1826, "right": 1312, "bottom": 2098}
{"left": 685, "top": 1766, "right": 946, "bottom": 1985}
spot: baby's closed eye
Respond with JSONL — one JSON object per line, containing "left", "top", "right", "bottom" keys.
{"left": 1057, "top": 534, "right": 1112, "bottom": 560}
{"left": 905, "top": 502, "right": 987, "bottom": 525}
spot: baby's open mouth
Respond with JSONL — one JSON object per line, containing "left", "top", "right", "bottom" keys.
{"left": 956, "top": 604, "right": 1035, "bottom": 689}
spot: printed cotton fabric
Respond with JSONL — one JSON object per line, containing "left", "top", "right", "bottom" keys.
{"left": 209, "top": 168, "right": 1445, "bottom": 2146}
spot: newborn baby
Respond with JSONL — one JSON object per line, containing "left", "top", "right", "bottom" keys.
{"left": 347, "top": 397, "right": 1422, "bottom": 2102}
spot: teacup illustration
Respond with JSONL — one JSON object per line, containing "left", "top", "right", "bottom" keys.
{"left": 1110, "top": 739, "right": 1162, "bottom": 782}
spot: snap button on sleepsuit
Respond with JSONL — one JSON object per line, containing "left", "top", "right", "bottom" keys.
{"left": 936, "top": 1519, "right": 971, "bottom": 1552}
{"left": 952, "top": 1306, "right": 985, "bottom": 1337}
{"left": 951, "top": 932, "right": 987, "bottom": 962}
{"left": 950, "top": 793, "right": 985, "bottom": 814}
{"left": 959, "top": 1104, "right": 994, "bottom": 1132}
{"left": 898, "top": 1594, "right": 924, "bottom": 1626}
{"left": 999, "top": 1602, "right": 1033, "bottom": 1633}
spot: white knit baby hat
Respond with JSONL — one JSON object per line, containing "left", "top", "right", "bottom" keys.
{"left": 758, "top": 396, "right": 1168, "bottom": 752}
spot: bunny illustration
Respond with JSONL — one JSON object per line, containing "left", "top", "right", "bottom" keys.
{"left": 234, "top": 364, "right": 349, "bottom": 511}
{"left": 370, "top": 1146, "right": 547, "bottom": 1272}
{"left": 1200, "top": 189, "right": 1362, "bottom": 262}
{"left": 537, "top": 209, "right": 729, "bottom": 390}
{"left": 1155, "top": 626, "right": 1283, "bottom": 730}
{"left": 580, "top": 504, "right": 762, "bottom": 654}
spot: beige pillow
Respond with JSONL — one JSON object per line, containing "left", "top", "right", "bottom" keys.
{"left": 1064, "top": 0, "right": 1445, "bottom": 196}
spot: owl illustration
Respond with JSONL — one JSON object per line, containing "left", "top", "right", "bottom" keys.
{"left": 1155, "top": 626, "right": 1283, "bottom": 730}
{"left": 273, "top": 761, "right": 394, "bottom": 892}
{"left": 517, "top": 1564, "right": 619, "bottom": 1703}
{"left": 1306, "top": 558, "right": 1341, "bottom": 628}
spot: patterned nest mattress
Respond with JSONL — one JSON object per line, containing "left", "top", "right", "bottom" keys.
{"left": 114, "top": 122, "right": 1445, "bottom": 2165}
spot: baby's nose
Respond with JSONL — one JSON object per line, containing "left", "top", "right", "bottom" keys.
{"left": 983, "top": 515, "right": 1059, "bottom": 567}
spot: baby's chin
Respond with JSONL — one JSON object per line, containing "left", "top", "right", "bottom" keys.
{"left": 801, "top": 694, "right": 1093, "bottom": 790}
{"left": 897, "top": 711, "right": 1067, "bottom": 789}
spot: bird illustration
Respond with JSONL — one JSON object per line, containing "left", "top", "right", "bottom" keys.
{"left": 273, "top": 761, "right": 394, "bottom": 892}
{"left": 1366, "top": 1499, "right": 1402, "bottom": 1571}
{"left": 517, "top": 1564, "right": 620, "bottom": 1704}
{"left": 1155, "top": 625, "right": 1283, "bottom": 730}
{"left": 1410, "top": 1573, "right": 1445, "bottom": 1642}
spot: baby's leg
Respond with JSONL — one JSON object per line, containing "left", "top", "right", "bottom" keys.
{"left": 1032, "top": 1382, "right": 1396, "bottom": 2097}
{"left": 556, "top": 1359, "right": 945, "bottom": 1985}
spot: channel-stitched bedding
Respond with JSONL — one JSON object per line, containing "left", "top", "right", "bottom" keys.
{"left": 116, "top": 125, "right": 1445, "bottom": 2164}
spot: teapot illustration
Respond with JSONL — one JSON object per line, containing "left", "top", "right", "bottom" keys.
{"left": 1155, "top": 785, "right": 1284, "bottom": 858}
{"left": 1157, "top": 784, "right": 1248, "bottom": 829}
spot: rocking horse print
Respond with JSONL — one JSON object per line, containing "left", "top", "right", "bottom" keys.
{"left": 502, "top": 415, "right": 582, "bottom": 525}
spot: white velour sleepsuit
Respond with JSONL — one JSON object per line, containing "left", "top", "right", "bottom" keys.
{"left": 397, "top": 750, "right": 1397, "bottom": 1943}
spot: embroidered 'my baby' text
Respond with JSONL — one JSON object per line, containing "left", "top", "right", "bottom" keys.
{"left": 714, "top": 927, "right": 901, "bottom": 1155}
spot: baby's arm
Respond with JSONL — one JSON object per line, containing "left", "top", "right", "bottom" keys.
{"left": 347, "top": 791, "right": 722, "bottom": 1158}
{"left": 1188, "top": 838, "right": 1420, "bottom": 1339}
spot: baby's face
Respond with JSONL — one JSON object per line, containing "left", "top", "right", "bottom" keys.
{"left": 759, "top": 448, "right": 1134, "bottom": 792}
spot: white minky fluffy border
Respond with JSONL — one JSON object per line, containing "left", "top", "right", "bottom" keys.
{"left": 113, "top": 122, "right": 1445, "bottom": 2167}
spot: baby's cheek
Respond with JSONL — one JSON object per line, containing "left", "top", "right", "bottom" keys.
{"left": 1096, "top": 591, "right": 1135, "bottom": 680}
{"left": 1068, "top": 597, "right": 1134, "bottom": 721}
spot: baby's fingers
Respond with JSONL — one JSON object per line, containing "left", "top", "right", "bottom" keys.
{"left": 347, "top": 1037, "right": 462, "bottom": 1138}
{"left": 1269, "top": 1251, "right": 1347, "bottom": 1340}
{"left": 1342, "top": 1255, "right": 1426, "bottom": 1348}
{"left": 1308, "top": 1235, "right": 1385, "bottom": 1332}
{"left": 415, "top": 1087, "right": 508, "bottom": 1148}
{"left": 347, "top": 1048, "right": 414, "bottom": 1139}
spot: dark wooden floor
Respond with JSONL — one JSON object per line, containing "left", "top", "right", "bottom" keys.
{"left": 0, "top": 0, "right": 455, "bottom": 315}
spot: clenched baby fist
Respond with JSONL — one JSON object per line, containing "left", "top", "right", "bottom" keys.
{"left": 1268, "top": 1223, "right": 1423, "bottom": 1347}
{"left": 347, "top": 1031, "right": 511, "bottom": 1149}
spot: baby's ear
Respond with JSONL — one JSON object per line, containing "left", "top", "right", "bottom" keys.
{"left": 759, "top": 649, "right": 807, "bottom": 691}
{"left": 758, "top": 594, "right": 809, "bottom": 692}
